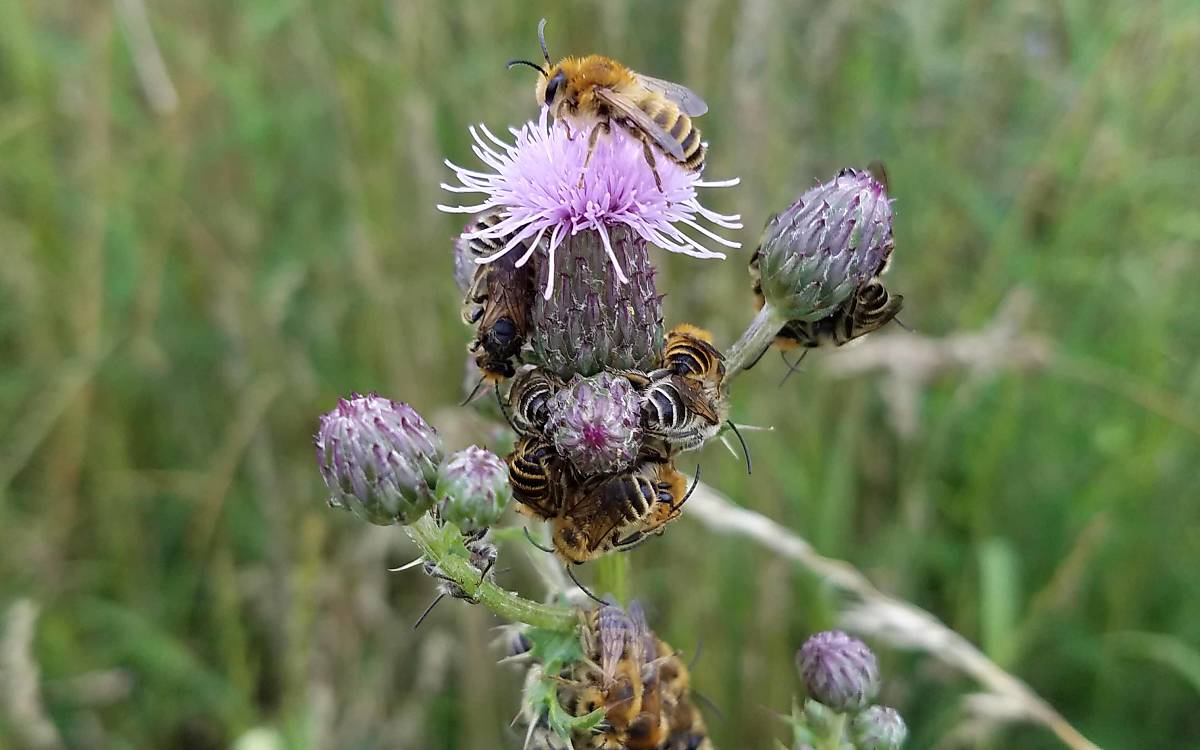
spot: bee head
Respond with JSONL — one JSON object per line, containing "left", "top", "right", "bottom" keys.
{"left": 509, "top": 18, "right": 568, "bottom": 110}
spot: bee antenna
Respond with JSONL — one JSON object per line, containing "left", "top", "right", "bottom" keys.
{"left": 675, "top": 464, "right": 701, "bottom": 509}
{"left": 742, "top": 341, "right": 772, "bottom": 371}
{"left": 412, "top": 592, "right": 447, "bottom": 630}
{"left": 565, "top": 564, "right": 607, "bottom": 606}
{"left": 506, "top": 58, "right": 547, "bottom": 75}
{"left": 693, "top": 690, "right": 726, "bottom": 724}
{"left": 726, "top": 420, "right": 752, "bottom": 475}
{"left": 495, "top": 383, "right": 519, "bottom": 432}
{"left": 461, "top": 374, "right": 487, "bottom": 406}
{"left": 537, "top": 18, "right": 551, "bottom": 64}
{"left": 778, "top": 349, "right": 810, "bottom": 387}
{"left": 523, "top": 526, "right": 556, "bottom": 554}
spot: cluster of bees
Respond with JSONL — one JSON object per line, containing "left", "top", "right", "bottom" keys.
{"left": 519, "top": 601, "right": 712, "bottom": 750}
{"left": 461, "top": 222, "right": 729, "bottom": 564}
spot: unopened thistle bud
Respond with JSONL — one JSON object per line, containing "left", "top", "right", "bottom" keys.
{"left": 756, "top": 168, "right": 894, "bottom": 322}
{"left": 544, "top": 372, "right": 642, "bottom": 475}
{"left": 796, "top": 630, "right": 881, "bottom": 713}
{"left": 851, "top": 705, "right": 908, "bottom": 750}
{"left": 314, "top": 394, "right": 443, "bottom": 525}
{"left": 435, "top": 445, "right": 512, "bottom": 532}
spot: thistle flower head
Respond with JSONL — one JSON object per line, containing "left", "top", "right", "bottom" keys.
{"left": 796, "top": 630, "right": 881, "bottom": 712}
{"left": 755, "top": 168, "right": 894, "bottom": 321}
{"left": 435, "top": 445, "right": 513, "bottom": 532}
{"left": 315, "top": 394, "right": 443, "bottom": 525}
{"left": 545, "top": 372, "right": 642, "bottom": 475}
{"left": 851, "top": 705, "right": 908, "bottom": 750}
{"left": 438, "top": 109, "right": 741, "bottom": 299}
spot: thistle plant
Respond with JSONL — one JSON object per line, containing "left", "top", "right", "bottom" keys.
{"left": 312, "top": 19, "right": 909, "bottom": 749}
{"left": 783, "top": 631, "right": 907, "bottom": 750}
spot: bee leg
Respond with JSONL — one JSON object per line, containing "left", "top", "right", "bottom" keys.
{"left": 578, "top": 119, "right": 611, "bottom": 187}
{"left": 639, "top": 136, "right": 664, "bottom": 192}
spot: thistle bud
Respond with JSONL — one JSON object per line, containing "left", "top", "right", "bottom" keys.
{"left": 796, "top": 630, "right": 880, "bottom": 712}
{"left": 756, "top": 169, "right": 894, "bottom": 321}
{"left": 851, "top": 705, "right": 908, "bottom": 750}
{"left": 544, "top": 372, "right": 642, "bottom": 476}
{"left": 314, "top": 394, "right": 443, "bottom": 525}
{"left": 530, "top": 227, "right": 664, "bottom": 378}
{"left": 435, "top": 446, "right": 512, "bottom": 532}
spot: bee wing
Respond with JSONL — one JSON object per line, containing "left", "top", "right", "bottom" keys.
{"left": 594, "top": 87, "right": 686, "bottom": 161}
{"left": 632, "top": 72, "right": 709, "bottom": 117}
{"left": 676, "top": 377, "right": 721, "bottom": 425}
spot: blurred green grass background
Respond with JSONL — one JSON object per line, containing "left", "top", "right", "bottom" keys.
{"left": 2, "top": 0, "right": 1199, "bottom": 747}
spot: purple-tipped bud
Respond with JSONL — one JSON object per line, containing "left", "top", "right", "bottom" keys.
{"left": 530, "top": 227, "right": 664, "bottom": 378}
{"left": 756, "top": 169, "right": 894, "bottom": 321}
{"left": 435, "top": 445, "right": 512, "bottom": 532}
{"left": 314, "top": 394, "right": 443, "bottom": 525}
{"left": 544, "top": 372, "right": 642, "bottom": 475}
{"left": 796, "top": 630, "right": 880, "bottom": 712}
{"left": 851, "top": 705, "right": 907, "bottom": 750}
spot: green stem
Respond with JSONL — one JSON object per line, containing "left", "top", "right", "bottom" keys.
{"left": 404, "top": 515, "right": 576, "bottom": 631}
{"left": 725, "top": 303, "right": 786, "bottom": 382}
{"left": 815, "top": 713, "right": 847, "bottom": 750}
{"left": 595, "top": 553, "right": 629, "bottom": 605}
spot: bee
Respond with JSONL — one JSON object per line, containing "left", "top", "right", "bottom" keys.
{"left": 551, "top": 455, "right": 676, "bottom": 565}
{"left": 461, "top": 217, "right": 535, "bottom": 385}
{"left": 509, "top": 19, "right": 709, "bottom": 190}
{"left": 661, "top": 324, "right": 725, "bottom": 385}
{"left": 774, "top": 278, "right": 904, "bottom": 352}
{"left": 506, "top": 367, "right": 563, "bottom": 436}
{"left": 631, "top": 370, "right": 726, "bottom": 453}
{"left": 507, "top": 435, "right": 566, "bottom": 521}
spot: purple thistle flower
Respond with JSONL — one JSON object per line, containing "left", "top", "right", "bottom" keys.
{"left": 438, "top": 109, "right": 741, "bottom": 298}
{"left": 314, "top": 394, "right": 443, "bottom": 525}
{"left": 435, "top": 445, "right": 513, "bottom": 532}
{"left": 796, "top": 630, "right": 881, "bottom": 713}
{"left": 544, "top": 372, "right": 642, "bottom": 475}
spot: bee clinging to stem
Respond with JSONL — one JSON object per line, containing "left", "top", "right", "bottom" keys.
{"left": 508, "top": 18, "right": 709, "bottom": 191}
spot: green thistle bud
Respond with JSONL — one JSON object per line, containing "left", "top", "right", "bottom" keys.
{"left": 796, "top": 630, "right": 881, "bottom": 713}
{"left": 756, "top": 169, "right": 894, "bottom": 322}
{"left": 314, "top": 394, "right": 443, "bottom": 525}
{"left": 435, "top": 445, "right": 512, "bottom": 532}
{"left": 851, "top": 705, "right": 907, "bottom": 750}
{"left": 530, "top": 227, "right": 664, "bottom": 378}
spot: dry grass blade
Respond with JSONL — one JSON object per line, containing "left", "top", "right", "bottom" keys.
{"left": 685, "top": 483, "right": 1101, "bottom": 750}
{"left": 0, "top": 601, "right": 64, "bottom": 750}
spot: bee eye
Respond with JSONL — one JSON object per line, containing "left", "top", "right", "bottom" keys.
{"left": 544, "top": 70, "right": 566, "bottom": 105}
{"left": 492, "top": 318, "right": 517, "bottom": 343}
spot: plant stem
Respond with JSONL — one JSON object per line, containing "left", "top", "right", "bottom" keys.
{"left": 815, "top": 713, "right": 847, "bottom": 750}
{"left": 594, "top": 553, "right": 629, "bottom": 605}
{"left": 725, "top": 304, "right": 786, "bottom": 382}
{"left": 403, "top": 515, "right": 576, "bottom": 631}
